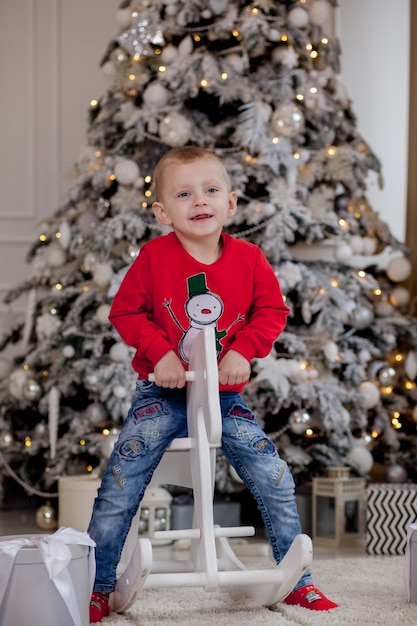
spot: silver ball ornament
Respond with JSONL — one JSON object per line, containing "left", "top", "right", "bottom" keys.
{"left": 271, "top": 104, "right": 304, "bottom": 138}
{"left": 23, "top": 379, "right": 42, "bottom": 401}
{"left": 349, "top": 306, "right": 374, "bottom": 330}
{"left": 289, "top": 409, "right": 312, "bottom": 435}
{"left": 36, "top": 501, "right": 58, "bottom": 530}
{"left": 385, "top": 464, "right": 408, "bottom": 484}
{"left": 159, "top": 113, "right": 192, "bottom": 147}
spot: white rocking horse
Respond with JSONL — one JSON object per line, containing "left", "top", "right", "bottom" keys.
{"left": 111, "top": 326, "right": 312, "bottom": 614}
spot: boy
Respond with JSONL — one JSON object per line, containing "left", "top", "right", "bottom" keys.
{"left": 88, "top": 146, "right": 338, "bottom": 622}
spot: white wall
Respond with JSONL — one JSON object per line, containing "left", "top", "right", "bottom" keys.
{"left": 336, "top": 0, "right": 410, "bottom": 242}
{"left": 0, "top": 0, "right": 119, "bottom": 325}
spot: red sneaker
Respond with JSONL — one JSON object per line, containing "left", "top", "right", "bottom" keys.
{"left": 89, "top": 592, "right": 110, "bottom": 623}
{"left": 284, "top": 585, "right": 338, "bottom": 610}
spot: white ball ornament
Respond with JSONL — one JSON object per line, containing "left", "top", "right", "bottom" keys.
{"left": 358, "top": 381, "right": 380, "bottom": 409}
{"left": 62, "top": 345, "right": 76, "bottom": 358}
{"left": 95, "top": 303, "right": 112, "bottom": 324}
{"left": 143, "top": 82, "right": 169, "bottom": 108}
{"left": 308, "top": 1, "right": 332, "bottom": 26}
{"left": 159, "top": 113, "right": 192, "bottom": 147}
{"left": 386, "top": 256, "right": 412, "bottom": 282}
{"left": 375, "top": 300, "right": 395, "bottom": 317}
{"left": 86, "top": 402, "right": 108, "bottom": 425}
{"left": 346, "top": 445, "right": 373, "bottom": 473}
{"left": 349, "top": 305, "right": 373, "bottom": 330}
{"left": 93, "top": 263, "right": 113, "bottom": 287}
{"left": 47, "top": 243, "right": 67, "bottom": 268}
{"left": 389, "top": 286, "right": 411, "bottom": 307}
{"left": 113, "top": 385, "right": 128, "bottom": 399}
{"left": 335, "top": 242, "right": 353, "bottom": 263}
{"left": 362, "top": 236, "right": 377, "bottom": 255}
{"left": 348, "top": 235, "right": 364, "bottom": 254}
{"left": 114, "top": 159, "right": 140, "bottom": 185}
{"left": 288, "top": 7, "right": 309, "bottom": 28}
{"left": 385, "top": 464, "right": 408, "bottom": 483}
{"left": 109, "top": 342, "right": 130, "bottom": 362}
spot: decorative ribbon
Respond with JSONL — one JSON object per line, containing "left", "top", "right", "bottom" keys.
{"left": 0, "top": 527, "right": 96, "bottom": 626}
{"left": 405, "top": 522, "right": 417, "bottom": 602}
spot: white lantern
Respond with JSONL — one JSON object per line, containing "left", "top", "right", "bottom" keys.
{"left": 312, "top": 466, "right": 366, "bottom": 547}
{"left": 139, "top": 486, "right": 172, "bottom": 545}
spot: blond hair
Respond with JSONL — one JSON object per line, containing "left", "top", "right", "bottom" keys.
{"left": 153, "top": 146, "right": 231, "bottom": 201}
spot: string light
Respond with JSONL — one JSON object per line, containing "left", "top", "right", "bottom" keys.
{"left": 25, "top": 437, "right": 32, "bottom": 448}
{"left": 90, "top": 99, "right": 99, "bottom": 108}
{"left": 221, "top": 72, "right": 228, "bottom": 80}
{"left": 54, "top": 283, "right": 63, "bottom": 291}
{"left": 144, "top": 175, "right": 152, "bottom": 184}
{"left": 158, "top": 65, "right": 166, "bottom": 73}
{"left": 200, "top": 79, "right": 208, "bottom": 88}
{"left": 39, "top": 234, "right": 47, "bottom": 242}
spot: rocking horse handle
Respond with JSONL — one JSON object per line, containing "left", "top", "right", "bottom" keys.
{"left": 148, "top": 371, "right": 196, "bottom": 382}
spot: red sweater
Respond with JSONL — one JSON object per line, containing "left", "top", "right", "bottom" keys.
{"left": 109, "top": 232, "right": 290, "bottom": 392}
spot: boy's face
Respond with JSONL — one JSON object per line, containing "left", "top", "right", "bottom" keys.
{"left": 152, "top": 158, "right": 237, "bottom": 245}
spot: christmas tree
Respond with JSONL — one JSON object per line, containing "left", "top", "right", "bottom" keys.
{"left": 1, "top": 0, "right": 417, "bottom": 508}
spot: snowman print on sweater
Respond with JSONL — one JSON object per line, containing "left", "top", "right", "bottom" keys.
{"left": 163, "top": 273, "right": 244, "bottom": 363}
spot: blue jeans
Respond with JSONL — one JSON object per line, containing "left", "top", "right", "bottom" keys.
{"left": 88, "top": 381, "right": 312, "bottom": 593}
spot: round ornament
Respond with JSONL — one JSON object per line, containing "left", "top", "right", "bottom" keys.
{"left": 334, "top": 193, "right": 350, "bottom": 213}
{"left": 358, "top": 381, "right": 380, "bottom": 409}
{"left": 114, "top": 159, "right": 140, "bottom": 185}
{"left": 47, "top": 243, "right": 67, "bottom": 268}
{"left": 109, "top": 342, "right": 130, "bottom": 362}
{"left": 159, "top": 113, "right": 192, "bottom": 147}
{"left": 389, "top": 286, "right": 411, "bottom": 307}
{"left": 335, "top": 242, "right": 353, "bottom": 263}
{"left": 271, "top": 104, "right": 304, "bottom": 138}
{"left": 375, "top": 300, "right": 395, "bottom": 317}
{"left": 386, "top": 256, "right": 412, "bottom": 282}
{"left": 376, "top": 365, "right": 397, "bottom": 387}
{"left": 23, "top": 379, "right": 42, "bottom": 401}
{"left": 78, "top": 210, "right": 98, "bottom": 235}
{"left": 143, "top": 82, "right": 169, "bottom": 108}
{"left": 362, "top": 237, "right": 377, "bottom": 255}
{"left": 288, "top": 409, "right": 312, "bottom": 435}
{"left": 86, "top": 402, "right": 108, "bottom": 425}
{"left": 122, "top": 244, "right": 140, "bottom": 264}
{"left": 63, "top": 345, "right": 76, "bottom": 359}
{"left": 308, "top": 1, "right": 332, "bottom": 26}
{"left": 348, "top": 235, "right": 364, "bottom": 254}
{"left": 113, "top": 385, "right": 128, "bottom": 399}
{"left": 95, "top": 303, "right": 112, "bottom": 324}
{"left": 349, "top": 306, "right": 373, "bottom": 330}
{"left": 0, "top": 431, "right": 14, "bottom": 449}
{"left": 36, "top": 501, "right": 58, "bottom": 530}
{"left": 93, "top": 263, "right": 113, "bottom": 287}
{"left": 346, "top": 445, "right": 373, "bottom": 473}
{"left": 288, "top": 7, "right": 309, "bottom": 28}
{"left": 385, "top": 463, "right": 408, "bottom": 483}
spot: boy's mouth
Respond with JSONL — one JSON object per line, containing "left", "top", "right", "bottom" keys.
{"left": 191, "top": 213, "right": 212, "bottom": 221}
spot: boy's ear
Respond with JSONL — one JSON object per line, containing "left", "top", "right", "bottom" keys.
{"left": 227, "top": 191, "right": 238, "bottom": 217}
{"left": 152, "top": 202, "right": 172, "bottom": 225}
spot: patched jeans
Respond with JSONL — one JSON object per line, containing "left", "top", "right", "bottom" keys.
{"left": 88, "top": 381, "right": 312, "bottom": 593}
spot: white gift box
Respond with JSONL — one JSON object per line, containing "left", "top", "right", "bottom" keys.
{"left": 405, "top": 522, "right": 417, "bottom": 603}
{"left": 0, "top": 527, "right": 95, "bottom": 626}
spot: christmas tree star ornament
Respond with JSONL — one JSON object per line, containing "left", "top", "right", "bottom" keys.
{"left": 117, "top": 9, "right": 165, "bottom": 58}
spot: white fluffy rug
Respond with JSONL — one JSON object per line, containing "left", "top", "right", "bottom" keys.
{"left": 100, "top": 555, "right": 416, "bottom": 625}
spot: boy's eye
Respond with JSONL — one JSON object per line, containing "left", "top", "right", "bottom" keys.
{"left": 207, "top": 187, "right": 218, "bottom": 193}
{"left": 177, "top": 191, "right": 190, "bottom": 198}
